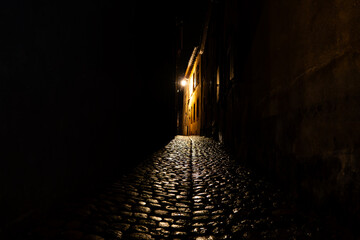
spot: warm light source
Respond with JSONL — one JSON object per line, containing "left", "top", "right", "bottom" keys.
{"left": 180, "top": 78, "right": 187, "bottom": 87}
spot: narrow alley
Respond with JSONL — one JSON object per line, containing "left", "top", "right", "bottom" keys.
{"left": 3, "top": 0, "right": 360, "bottom": 239}
{"left": 6, "top": 136, "right": 351, "bottom": 240}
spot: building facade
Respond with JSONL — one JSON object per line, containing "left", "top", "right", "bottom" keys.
{"left": 181, "top": 47, "right": 202, "bottom": 135}
{"left": 180, "top": 5, "right": 212, "bottom": 136}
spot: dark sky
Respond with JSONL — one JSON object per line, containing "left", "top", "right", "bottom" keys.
{"left": 131, "top": 0, "right": 208, "bottom": 82}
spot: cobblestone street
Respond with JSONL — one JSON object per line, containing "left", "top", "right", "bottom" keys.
{"left": 7, "top": 136, "right": 352, "bottom": 239}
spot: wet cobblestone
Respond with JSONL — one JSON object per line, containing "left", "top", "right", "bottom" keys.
{"left": 6, "top": 136, "right": 355, "bottom": 239}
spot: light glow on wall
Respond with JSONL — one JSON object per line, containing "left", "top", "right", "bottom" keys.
{"left": 189, "top": 75, "right": 193, "bottom": 95}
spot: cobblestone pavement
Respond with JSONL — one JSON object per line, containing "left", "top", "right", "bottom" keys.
{"left": 7, "top": 136, "right": 355, "bottom": 239}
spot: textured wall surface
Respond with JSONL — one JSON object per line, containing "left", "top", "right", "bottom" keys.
{"left": 221, "top": 0, "right": 360, "bottom": 217}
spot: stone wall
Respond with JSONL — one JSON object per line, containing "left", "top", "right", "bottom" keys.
{"left": 216, "top": 0, "right": 360, "bottom": 217}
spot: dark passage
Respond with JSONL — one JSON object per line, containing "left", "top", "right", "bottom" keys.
{"left": 2, "top": 0, "right": 360, "bottom": 239}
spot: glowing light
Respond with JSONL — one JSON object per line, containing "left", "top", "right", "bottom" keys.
{"left": 180, "top": 79, "right": 187, "bottom": 87}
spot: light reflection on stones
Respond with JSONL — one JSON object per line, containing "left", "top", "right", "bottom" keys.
{"left": 13, "top": 136, "right": 323, "bottom": 239}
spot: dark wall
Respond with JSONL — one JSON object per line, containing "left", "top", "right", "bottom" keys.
{"left": 200, "top": 0, "right": 360, "bottom": 219}
{"left": 249, "top": 0, "right": 360, "bottom": 217}
{"left": 1, "top": 0, "right": 176, "bottom": 229}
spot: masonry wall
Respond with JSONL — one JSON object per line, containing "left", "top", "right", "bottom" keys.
{"left": 206, "top": 0, "right": 360, "bottom": 218}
